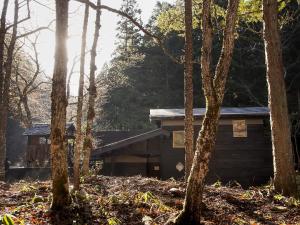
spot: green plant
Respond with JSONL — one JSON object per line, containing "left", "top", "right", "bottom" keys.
{"left": 241, "top": 190, "right": 255, "bottom": 200}
{"left": 134, "top": 191, "right": 171, "bottom": 212}
{"left": 0, "top": 214, "right": 15, "bottom": 225}
{"left": 31, "top": 194, "right": 44, "bottom": 204}
{"left": 107, "top": 217, "right": 121, "bottom": 225}
{"left": 273, "top": 194, "right": 285, "bottom": 202}
{"left": 286, "top": 197, "right": 300, "bottom": 207}
{"left": 212, "top": 180, "right": 222, "bottom": 188}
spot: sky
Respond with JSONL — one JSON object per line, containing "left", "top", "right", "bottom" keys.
{"left": 3, "top": 0, "right": 175, "bottom": 96}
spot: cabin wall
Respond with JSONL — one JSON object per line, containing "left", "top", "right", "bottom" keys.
{"left": 101, "top": 136, "right": 162, "bottom": 178}
{"left": 160, "top": 118, "right": 273, "bottom": 186}
{"left": 99, "top": 117, "right": 273, "bottom": 186}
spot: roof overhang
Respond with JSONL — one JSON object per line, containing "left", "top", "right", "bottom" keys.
{"left": 150, "top": 107, "right": 269, "bottom": 121}
{"left": 91, "top": 128, "right": 170, "bottom": 158}
{"left": 23, "top": 123, "right": 75, "bottom": 137}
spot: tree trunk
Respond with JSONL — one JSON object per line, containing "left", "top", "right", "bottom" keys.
{"left": 263, "top": 0, "right": 298, "bottom": 197}
{"left": 169, "top": 0, "right": 239, "bottom": 224}
{"left": 184, "top": 0, "right": 194, "bottom": 180}
{"left": 174, "top": 104, "right": 220, "bottom": 224}
{"left": 50, "top": 0, "right": 70, "bottom": 210}
{"left": 0, "top": 0, "right": 9, "bottom": 103}
{"left": 0, "top": 0, "right": 18, "bottom": 181}
{"left": 73, "top": 2, "right": 89, "bottom": 190}
{"left": 82, "top": 0, "right": 101, "bottom": 175}
{"left": 22, "top": 95, "right": 33, "bottom": 128}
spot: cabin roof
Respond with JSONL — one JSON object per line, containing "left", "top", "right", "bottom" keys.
{"left": 94, "top": 130, "right": 150, "bottom": 147}
{"left": 150, "top": 107, "right": 269, "bottom": 121}
{"left": 92, "top": 128, "right": 169, "bottom": 157}
{"left": 23, "top": 123, "right": 75, "bottom": 136}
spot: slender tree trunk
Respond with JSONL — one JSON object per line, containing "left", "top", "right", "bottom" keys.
{"left": 170, "top": 0, "right": 239, "bottom": 224}
{"left": 0, "top": 0, "right": 9, "bottom": 102}
{"left": 263, "top": 0, "right": 298, "bottom": 197}
{"left": 50, "top": 0, "right": 70, "bottom": 210}
{"left": 0, "top": 0, "right": 18, "bottom": 181}
{"left": 22, "top": 95, "right": 32, "bottom": 128}
{"left": 184, "top": 0, "right": 194, "bottom": 180}
{"left": 74, "top": 2, "right": 89, "bottom": 190}
{"left": 82, "top": 0, "right": 101, "bottom": 175}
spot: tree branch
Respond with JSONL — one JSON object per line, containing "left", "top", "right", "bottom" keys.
{"left": 16, "top": 20, "right": 54, "bottom": 39}
{"left": 5, "top": 0, "right": 30, "bottom": 31}
{"left": 74, "top": 0, "right": 183, "bottom": 64}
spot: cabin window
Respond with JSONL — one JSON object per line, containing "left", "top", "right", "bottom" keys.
{"left": 232, "top": 120, "right": 247, "bottom": 137}
{"left": 39, "top": 137, "right": 47, "bottom": 144}
{"left": 173, "top": 131, "right": 185, "bottom": 148}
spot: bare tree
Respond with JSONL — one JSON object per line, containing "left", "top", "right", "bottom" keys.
{"left": 50, "top": 0, "right": 70, "bottom": 209}
{"left": 74, "top": 2, "right": 89, "bottom": 190}
{"left": 82, "top": 0, "right": 101, "bottom": 175}
{"left": 0, "top": 0, "right": 51, "bottom": 180}
{"left": 263, "top": 0, "right": 298, "bottom": 196}
{"left": 11, "top": 35, "right": 45, "bottom": 128}
{"left": 0, "top": 0, "right": 20, "bottom": 181}
{"left": 184, "top": 0, "right": 194, "bottom": 179}
{"left": 168, "top": 0, "right": 239, "bottom": 224}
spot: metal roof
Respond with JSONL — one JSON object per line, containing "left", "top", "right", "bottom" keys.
{"left": 150, "top": 107, "right": 269, "bottom": 121}
{"left": 23, "top": 123, "right": 75, "bottom": 136}
{"left": 92, "top": 128, "right": 170, "bottom": 157}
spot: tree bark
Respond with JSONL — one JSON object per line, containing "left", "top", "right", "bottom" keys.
{"left": 0, "top": 0, "right": 19, "bottom": 181}
{"left": 74, "top": 2, "right": 89, "bottom": 190}
{"left": 0, "top": 0, "right": 9, "bottom": 103}
{"left": 169, "top": 0, "right": 239, "bottom": 224}
{"left": 0, "top": 0, "right": 10, "bottom": 181}
{"left": 22, "top": 95, "right": 32, "bottom": 128}
{"left": 82, "top": 0, "right": 101, "bottom": 175}
{"left": 263, "top": 0, "right": 298, "bottom": 197}
{"left": 50, "top": 0, "right": 70, "bottom": 210}
{"left": 184, "top": 0, "right": 194, "bottom": 180}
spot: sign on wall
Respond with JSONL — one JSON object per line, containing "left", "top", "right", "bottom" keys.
{"left": 232, "top": 120, "right": 247, "bottom": 137}
{"left": 173, "top": 131, "right": 185, "bottom": 148}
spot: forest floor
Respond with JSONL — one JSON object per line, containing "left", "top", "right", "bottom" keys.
{"left": 0, "top": 175, "right": 300, "bottom": 225}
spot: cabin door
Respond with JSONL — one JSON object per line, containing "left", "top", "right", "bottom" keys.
{"left": 147, "top": 160, "right": 160, "bottom": 178}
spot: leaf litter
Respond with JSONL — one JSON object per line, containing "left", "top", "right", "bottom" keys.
{"left": 0, "top": 176, "right": 299, "bottom": 224}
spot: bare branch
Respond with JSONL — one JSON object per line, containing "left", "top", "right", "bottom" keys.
{"left": 16, "top": 20, "right": 55, "bottom": 39}
{"left": 32, "top": 0, "right": 55, "bottom": 11}
{"left": 5, "top": 0, "right": 30, "bottom": 31}
{"left": 74, "top": 0, "right": 183, "bottom": 64}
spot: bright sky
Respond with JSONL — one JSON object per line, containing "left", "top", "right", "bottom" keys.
{"left": 3, "top": 0, "right": 174, "bottom": 96}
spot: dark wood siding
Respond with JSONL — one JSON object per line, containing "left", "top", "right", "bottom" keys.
{"left": 99, "top": 119, "right": 273, "bottom": 186}
{"left": 101, "top": 137, "right": 162, "bottom": 178}
{"left": 161, "top": 123, "right": 273, "bottom": 186}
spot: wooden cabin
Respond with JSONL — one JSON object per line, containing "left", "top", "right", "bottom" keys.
{"left": 23, "top": 123, "right": 75, "bottom": 167}
{"left": 92, "top": 107, "right": 273, "bottom": 186}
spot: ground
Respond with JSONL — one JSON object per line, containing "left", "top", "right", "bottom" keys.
{"left": 1, "top": 175, "right": 300, "bottom": 225}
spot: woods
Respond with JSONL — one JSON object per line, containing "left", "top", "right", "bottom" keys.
{"left": 1, "top": 0, "right": 300, "bottom": 224}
